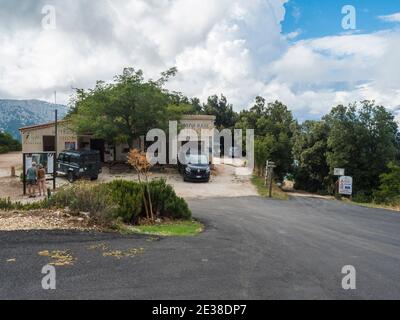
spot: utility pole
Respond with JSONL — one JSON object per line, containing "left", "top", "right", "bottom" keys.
{"left": 53, "top": 91, "right": 58, "bottom": 190}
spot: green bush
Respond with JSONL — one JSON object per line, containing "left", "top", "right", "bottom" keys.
{"left": 0, "top": 132, "right": 21, "bottom": 153}
{"left": 107, "top": 179, "right": 192, "bottom": 223}
{"left": 0, "top": 197, "right": 49, "bottom": 211}
{"left": 352, "top": 191, "right": 373, "bottom": 204}
{"left": 1, "top": 179, "right": 192, "bottom": 226}
{"left": 165, "top": 197, "right": 191, "bottom": 220}
{"left": 48, "top": 182, "right": 115, "bottom": 225}
{"left": 148, "top": 179, "right": 191, "bottom": 220}
{"left": 0, "top": 146, "right": 10, "bottom": 154}
{"left": 106, "top": 180, "right": 144, "bottom": 224}
{"left": 374, "top": 162, "right": 400, "bottom": 205}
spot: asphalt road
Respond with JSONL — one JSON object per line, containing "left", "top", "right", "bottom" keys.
{"left": 1, "top": 196, "right": 399, "bottom": 300}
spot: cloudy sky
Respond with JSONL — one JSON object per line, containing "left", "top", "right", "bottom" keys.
{"left": 0, "top": 0, "right": 399, "bottom": 121}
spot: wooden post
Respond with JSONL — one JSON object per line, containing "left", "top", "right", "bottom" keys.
{"left": 268, "top": 167, "right": 274, "bottom": 198}
{"left": 22, "top": 154, "right": 26, "bottom": 195}
{"left": 10, "top": 166, "right": 16, "bottom": 177}
{"left": 265, "top": 160, "right": 276, "bottom": 198}
{"left": 264, "top": 161, "right": 269, "bottom": 186}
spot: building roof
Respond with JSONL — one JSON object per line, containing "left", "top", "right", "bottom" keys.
{"left": 19, "top": 115, "right": 215, "bottom": 132}
{"left": 19, "top": 120, "right": 71, "bottom": 132}
{"left": 181, "top": 115, "right": 216, "bottom": 121}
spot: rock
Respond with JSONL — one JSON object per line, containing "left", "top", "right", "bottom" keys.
{"left": 80, "top": 212, "right": 91, "bottom": 219}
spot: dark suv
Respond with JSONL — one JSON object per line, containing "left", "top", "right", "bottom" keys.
{"left": 57, "top": 150, "right": 102, "bottom": 183}
{"left": 179, "top": 154, "right": 211, "bottom": 182}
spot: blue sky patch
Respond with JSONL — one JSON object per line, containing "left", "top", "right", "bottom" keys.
{"left": 282, "top": 0, "right": 400, "bottom": 40}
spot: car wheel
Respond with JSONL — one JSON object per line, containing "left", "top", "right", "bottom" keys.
{"left": 67, "top": 172, "right": 76, "bottom": 183}
{"left": 91, "top": 175, "right": 98, "bottom": 181}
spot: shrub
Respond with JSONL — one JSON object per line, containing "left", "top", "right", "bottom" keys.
{"left": 0, "top": 146, "right": 9, "bottom": 154}
{"left": 148, "top": 179, "right": 191, "bottom": 220}
{"left": 0, "top": 197, "right": 49, "bottom": 211}
{"left": 106, "top": 180, "right": 144, "bottom": 224}
{"left": 1, "top": 179, "right": 192, "bottom": 226}
{"left": 107, "top": 179, "right": 192, "bottom": 223}
{"left": 165, "top": 197, "right": 191, "bottom": 220}
{"left": 48, "top": 182, "right": 115, "bottom": 225}
{"left": 352, "top": 191, "right": 373, "bottom": 204}
{"left": 374, "top": 162, "right": 400, "bottom": 205}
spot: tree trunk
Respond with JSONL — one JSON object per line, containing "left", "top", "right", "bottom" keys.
{"left": 146, "top": 184, "right": 154, "bottom": 221}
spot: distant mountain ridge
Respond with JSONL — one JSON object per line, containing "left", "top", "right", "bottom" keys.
{"left": 0, "top": 99, "right": 68, "bottom": 140}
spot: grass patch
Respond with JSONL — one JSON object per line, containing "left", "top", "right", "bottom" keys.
{"left": 251, "top": 175, "right": 289, "bottom": 200}
{"left": 126, "top": 220, "right": 204, "bottom": 237}
{"left": 341, "top": 198, "right": 400, "bottom": 212}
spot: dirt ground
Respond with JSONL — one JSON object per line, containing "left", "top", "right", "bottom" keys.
{"left": 0, "top": 152, "right": 21, "bottom": 178}
{"left": 0, "top": 152, "right": 257, "bottom": 201}
{"left": 99, "top": 163, "right": 258, "bottom": 200}
{"left": 0, "top": 210, "right": 97, "bottom": 231}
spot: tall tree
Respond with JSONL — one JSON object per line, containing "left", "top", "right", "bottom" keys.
{"left": 0, "top": 131, "right": 21, "bottom": 154}
{"left": 71, "top": 68, "right": 182, "bottom": 148}
{"left": 203, "top": 94, "right": 238, "bottom": 129}
{"left": 292, "top": 120, "right": 330, "bottom": 192}
{"left": 324, "top": 101, "right": 399, "bottom": 195}
{"left": 236, "top": 99, "right": 296, "bottom": 180}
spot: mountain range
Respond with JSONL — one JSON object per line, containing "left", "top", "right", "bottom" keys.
{"left": 0, "top": 100, "right": 68, "bottom": 140}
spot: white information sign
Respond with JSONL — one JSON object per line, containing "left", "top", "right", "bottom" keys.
{"left": 47, "top": 153, "right": 54, "bottom": 174}
{"left": 334, "top": 168, "right": 345, "bottom": 176}
{"left": 339, "top": 176, "right": 353, "bottom": 195}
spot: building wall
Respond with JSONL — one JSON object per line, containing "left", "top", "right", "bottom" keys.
{"left": 180, "top": 115, "right": 216, "bottom": 134}
{"left": 20, "top": 115, "right": 216, "bottom": 162}
{"left": 20, "top": 122, "right": 78, "bottom": 154}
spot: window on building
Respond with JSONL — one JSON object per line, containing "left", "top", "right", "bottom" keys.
{"left": 65, "top": 142, "right": 76, "bottom": 150}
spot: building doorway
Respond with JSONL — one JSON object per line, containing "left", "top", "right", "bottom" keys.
{"left": 43, "top": 136, "right": 55, "bottom": 152}
{"left": 90, "top": 139, "right": 105, "bottom": 162}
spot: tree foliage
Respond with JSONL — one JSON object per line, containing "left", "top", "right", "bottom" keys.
{"left": 71, "top": 67, "right": 184, "bottom": 148}
{"left": 0, "top": 131, "right": 21, "bottom": 154}
{"left": 292, "top": 101, "right": 400, "bottom": 197}
{"left": 203, "top": 94, "right": 238, "bottom": 129}
{"left": 237, "top": 98, "right": 296, "bottom": 180}
{"left": 292, "top": 121, "right": 330, "bottom": 193}
{"left": 374, "top": 162, "right": 400, "bottom": 204}
{"left": 324, "top": 101, "right": 399, "bottom": 196}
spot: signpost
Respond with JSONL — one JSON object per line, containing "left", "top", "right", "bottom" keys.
{"left": 334, "top": 168, "right": 345, "bottom": 176}
{"left": 339, "top": 176, "right": 353, "bottom": 196}
{"left": 265, "top": 161, "right": 277, "bottom": 198}
{"left": 22, "top": 152, "right": 56, "bottom": 195}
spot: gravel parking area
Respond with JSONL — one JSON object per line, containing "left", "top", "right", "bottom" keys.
{"left": 0, "top": 152, "right": 21, "bottom": 178}
{"left": 0, "top": 152, "right": 257, "bottom": 201}
{"left": 98, "top": 163, "right": 258, "bottom": 200}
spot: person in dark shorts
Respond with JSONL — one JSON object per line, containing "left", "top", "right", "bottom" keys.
{"left": 26, "top": 162, "right": 37, "bottom": 198}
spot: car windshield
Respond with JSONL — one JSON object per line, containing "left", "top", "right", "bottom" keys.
{"left": 187, "top": 155, "right": 209, "bottom": 165}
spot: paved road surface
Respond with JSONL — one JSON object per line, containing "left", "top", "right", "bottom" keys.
{"left": 1, "top": 196, "right": 399, "bottom": 299}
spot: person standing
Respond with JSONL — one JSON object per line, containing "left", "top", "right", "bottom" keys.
{"left": 37, "top": 164, "right": 46, "bottom": 197}
{"left": 26, "top": 162, "right": 37, "bottom": 198}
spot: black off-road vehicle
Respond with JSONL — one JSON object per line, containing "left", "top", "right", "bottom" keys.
{"left": 57, "top": 150, "right": 102, "bottom": 183}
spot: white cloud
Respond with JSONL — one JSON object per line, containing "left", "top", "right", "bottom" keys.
{"left": 378, "top": 12, "right": 400, "bottom": 23}
{"left": 0, "top": 0, "right": 399, "bottom": 122}
{"left": 262, "top": 30, "right": 400, "bottom": 118}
